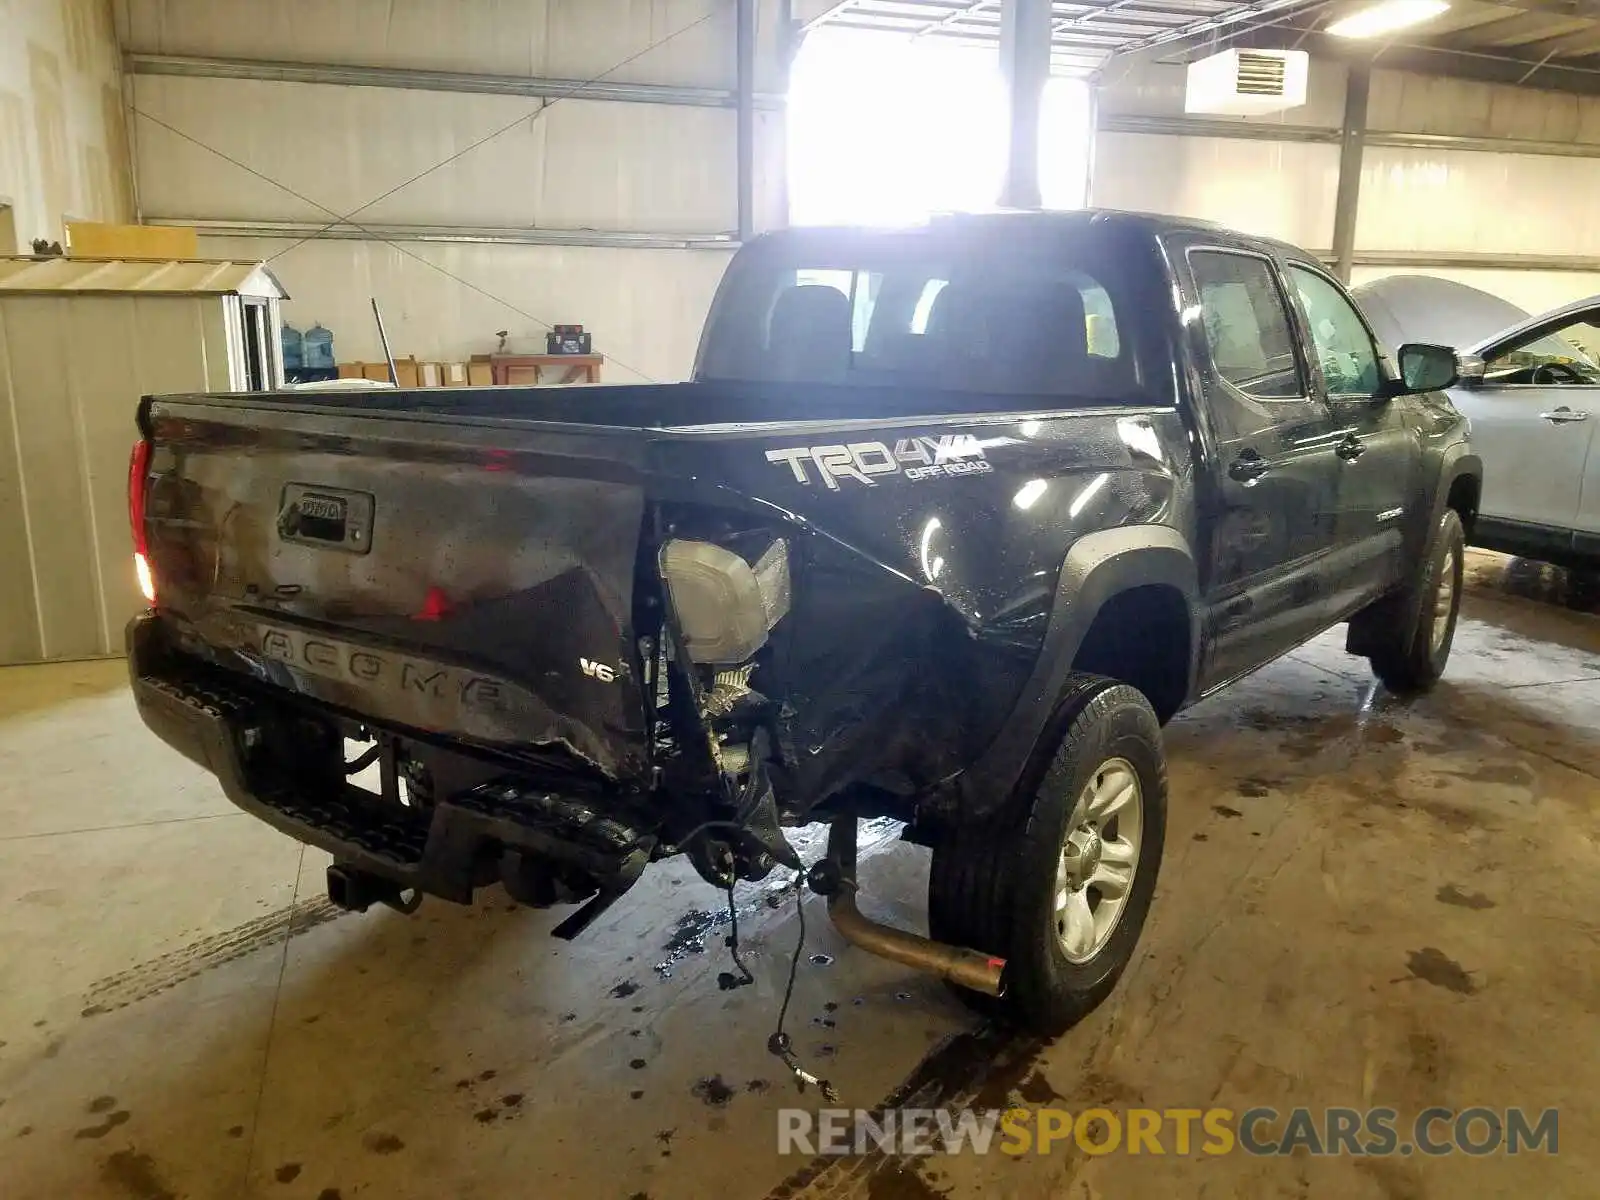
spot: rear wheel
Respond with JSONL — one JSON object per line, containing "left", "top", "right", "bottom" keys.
{"left": 1368, "top": 508, "right": 1465, "bottom": 693}
{"left": 928, "top": 676, "right": 1166, "bottom": 1033}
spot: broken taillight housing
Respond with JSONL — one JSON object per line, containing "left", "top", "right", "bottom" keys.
{"left": 128, "top": 438, "right": 155, "bottom": 604}
{"left": 658, "top": 538, "right": 790, "bottom": 665}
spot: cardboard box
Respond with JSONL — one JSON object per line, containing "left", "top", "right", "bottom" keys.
{"left": 337, "top": 362, "right": 366, "bottom": 379}
{"left": 443, "top": 362, "right": 468, "bottom": 387}
{"left": 392, "top": 358, "right": 420, "bottom": 390}
{"left": 362, "top": 362, "right": 393, "bottom": 382}
{"left": 66, "top": 221, "right": 199, "bottom": 260}
{"left": 467, "top": 362, "right": 494, "bottom": 387}
{"left": 419, "top": 362, "right": 442, "bottom": 388}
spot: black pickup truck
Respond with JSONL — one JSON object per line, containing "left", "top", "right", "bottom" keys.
{"left": 127, "top": 210, "right": 1480, "bottom": 1033}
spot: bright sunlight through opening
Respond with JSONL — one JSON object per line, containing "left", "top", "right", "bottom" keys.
{"left": 788, "top": 30, "right": 1093, "bottom": 227}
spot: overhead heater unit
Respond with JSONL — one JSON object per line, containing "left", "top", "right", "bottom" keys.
{"left": 1184, "top": 48, "right": 1309, "bottom": 116}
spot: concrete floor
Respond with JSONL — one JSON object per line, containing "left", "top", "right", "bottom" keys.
{"left": 1, "top": 550, "right": 1596, "bottom": 1199}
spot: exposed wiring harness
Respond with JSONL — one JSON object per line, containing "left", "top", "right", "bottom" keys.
{"left": 682, "top": 824, "right": 836, "bottom": 1101}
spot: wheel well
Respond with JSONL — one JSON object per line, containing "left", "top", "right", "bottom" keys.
{"left": 1447, "top": 473, "right": 1480, "bottom": 539}
{"left": 1070, "top": 584, "right": 1190, "bottom": 723}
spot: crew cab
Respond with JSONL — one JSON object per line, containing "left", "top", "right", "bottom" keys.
{"left": 128, "top": 211, "right": 1480, "bottom": 1034}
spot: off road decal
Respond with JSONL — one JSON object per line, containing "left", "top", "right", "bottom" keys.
{"left": 765, "top": 435, "right": 992, "bottom": 490}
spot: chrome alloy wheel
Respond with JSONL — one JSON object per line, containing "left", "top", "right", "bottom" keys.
{"left": 1431, "top": 537, "right": 1460, "bottom": 654}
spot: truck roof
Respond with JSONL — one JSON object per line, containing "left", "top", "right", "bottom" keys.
{"left": 759, "top": 208, "right": 1325, "bottom": 270}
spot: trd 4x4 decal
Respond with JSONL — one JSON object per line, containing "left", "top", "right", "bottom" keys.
{"left": 765, "top": 435, "right": 992, "bottom": 489}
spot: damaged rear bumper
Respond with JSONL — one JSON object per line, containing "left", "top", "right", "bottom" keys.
{"left": 126, "top": 613, "right": 652, "bottom": 922}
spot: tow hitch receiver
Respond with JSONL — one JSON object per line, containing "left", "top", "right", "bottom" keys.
{"left": 326, "top": 863, "right": 422, "bottom": 915}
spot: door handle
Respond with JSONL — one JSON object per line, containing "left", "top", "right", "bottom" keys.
{"left": 1541, "top": 407, "right": 1590, "bottom": 424}
{"left": 1335, "top": 435, "right": 1366, "bottom": 461}
{"left": 1228, "top": 451, "right": 1269, "bottom": 484}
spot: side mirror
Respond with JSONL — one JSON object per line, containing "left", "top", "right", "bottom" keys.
{"left": 1384, "top": 343, "right": 1460, "bottom": 397}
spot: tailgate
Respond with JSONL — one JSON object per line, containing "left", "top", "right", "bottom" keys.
{"left": 139, "top": 394, "right": 651, "bottom": 782}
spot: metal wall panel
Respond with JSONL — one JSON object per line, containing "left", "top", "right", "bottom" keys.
{"left": 1091, "top": 132, "right": 1340, "bottom": 248}
{"left": 0, "top": 292, "right": 231, "bottom": 662}
{"left": 122, "top": 0, "right": 785, "bottom": 391}
{"left": 132, "top": 75, "right": 740, "bottom": 232}
{"left": 120, "top": 0, "right": 744, "bottom": 90}
{"left": 195, "top": 234, "right": 734, "bottom": 383}
{"left": 1357, "top": 146, "right": 1600, "bottom": 258}
{"left": 0, "top": 0, "right": 133, "bottom": 245}
{"left": 0, "top": 308, "right": 45, "bottom": 663}
{"left": 1369, "top": 69, "right": 1600, "bottom": 145}
{"left": 1, "top": 296, "right": 104, "bottom": 659}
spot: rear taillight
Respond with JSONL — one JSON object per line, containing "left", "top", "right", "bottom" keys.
{"left": 128, "top": 439, "right": 155, "bottom": 604}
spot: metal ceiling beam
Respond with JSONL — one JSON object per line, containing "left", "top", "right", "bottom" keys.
{"left": 128, "top": 53, "right": 786, "bottom": 110}
{"left": 1111, "top": 0, "right": 1325, "bottom": 56}
{"left": 920, "top": 0, "right": 998, "bottom": 34}
{"left": 1330, "top": 61, "right": 1369, "bottom": 283}
{"left": 1515, "top": 26, "right": 1600, "bottom": 54}
{"left": 1100, "top": 110, "right": 1600, "bottom": 156}
{"left": 999, "top": 0, "right": 1053, "bottom": 207}
{"left": 736, "top": 0, "right": 757, "bottom": 243}
{"left": 145, "top": 218, "right": 740, "bottom": 252}
{"left": 1224, "top": 24, "right": 1600, "bottom": 94}
{"left": 802, "top": 0, "right": 874, "bottom": 32}
{"left": 1427, "top": 10, "right": 1595, "bottom": 49}
{"left": 1052, "top": 0, "right": 1164, "bottom": 38}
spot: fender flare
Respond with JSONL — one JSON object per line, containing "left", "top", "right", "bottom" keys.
{"left": 1430, "top": 448, "right": 1484, "bottom": 536}
{"left": 954, "top": 525, "right": 1200, "bottom": 819}
{"left": 1352, "top": 446, "right": 1482, "bottom": 656}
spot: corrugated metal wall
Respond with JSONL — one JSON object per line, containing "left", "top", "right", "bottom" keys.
{"left": 1092, "top": 55, "right": 1600, "bottom": 314}
{"left": 1092, "top": 55, "right": 1347, "bottom": 249}
{"left": 0, "top": 293, "right": 233, "bottom": 662}
{"left": 120, "top": 0, "right": 788, "bottom": 380}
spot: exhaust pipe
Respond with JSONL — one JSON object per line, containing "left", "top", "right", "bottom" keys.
{"left": 821, "top": 816, "right": 1005, "bottom": 998}
{"left": 828, "top": 890, "right": 1006, "bottom": 997}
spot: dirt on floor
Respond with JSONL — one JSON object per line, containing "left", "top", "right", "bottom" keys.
{"left": 0, "top": 550, "right": 1595, "bottom": 1199}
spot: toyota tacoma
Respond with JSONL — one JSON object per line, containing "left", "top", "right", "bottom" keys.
{"left": 127, "top": 211, "right": 1481, "bottom": 1033}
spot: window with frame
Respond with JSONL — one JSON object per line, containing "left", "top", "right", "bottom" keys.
{"left": 1189, "top": 250, "right": 1303, "bottom": 400}
{"left": 1485, "top": 314, "right": 1600, "bottom": 386}
{"left": 704, "top": 238, "right": 1142, "bottom": 398}
{"left": 1289, "top": 266, "right": 1381, "bottom": 397}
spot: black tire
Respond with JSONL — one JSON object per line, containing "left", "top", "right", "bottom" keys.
{"left": 1368, "top": 508, "right": 1465, "bottom": 693}
{"left": 1565, "top": 568, "right": 1600, "bottom": 613}
{"left": 928, "top": 676, "right": 1167, "bottom": 1033}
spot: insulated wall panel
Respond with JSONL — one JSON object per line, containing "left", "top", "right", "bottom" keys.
{"left": 132, "top": 76, "right": 739, "bottom": 233}
{"left": 121, "top": 0, "right": 742, "bottom": 90}
{"left": 1091, "top": 132, "right": 1339, "bottom": 249}
{"left": 1356, "top": 147, "right": 1600, "bottom": 259}
{"left": 1370, "top": 70, "right": 1600, "bottom": 145}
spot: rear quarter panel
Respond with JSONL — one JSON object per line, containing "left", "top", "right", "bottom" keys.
{"left": 646, "top": 406, "right": 1195, "bottom": 804}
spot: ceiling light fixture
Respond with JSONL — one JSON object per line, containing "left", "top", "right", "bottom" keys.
{"left": 1327, "top": 0, "right": 1449, "bottom": 38}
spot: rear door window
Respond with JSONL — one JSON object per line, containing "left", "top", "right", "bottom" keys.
{"left": 1189, "top": 250, "right": 1305, "bottom": 400}
{"left": 696, "top": 228, "right": 1158, "bottom": 403}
